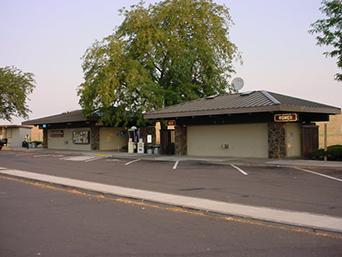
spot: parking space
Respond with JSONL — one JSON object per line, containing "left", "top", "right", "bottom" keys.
{"left": 1, "top": 151, "right": 342, "bottom": 217}
{"left": 2, "top": 151, "right": 342, "bottom": 183}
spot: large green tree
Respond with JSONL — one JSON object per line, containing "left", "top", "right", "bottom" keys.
{"left": 78, "top": 0, "right": 238, "bottom": 126}
{"left": 0, "top": 66, "right": 35, "bottom": 121}
{"left": 310, "top": 0, "right": 342, "bottom": 81}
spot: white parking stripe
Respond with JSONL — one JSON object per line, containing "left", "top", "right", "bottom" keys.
{"left": 33, "top": 154, "right": 51, "bottom": 158}
{"left": 51, "top": 154, "right": 64, "bottom": 158}
{"left": 106, "top": 159, "right": 121, "bottom": 162}
{"left": 173, "top": 160, "right": 179, "bottom": 170}
{"left": 34, "top": 154, "right": 64, "bottom": 158}
{"left": 60, "top": 156, "right": 95, "bottom": 161}
{"left": 294, "top": 167, "right": 342, "bottom": 182}
{"left": 125, "top": 159, "right": 141, "bottom": 166}
{"left": 230, "top": 164, "right": 248, "bottom": 176}
{"left": 84, "top": 156, "right": 105, "bottom": 162}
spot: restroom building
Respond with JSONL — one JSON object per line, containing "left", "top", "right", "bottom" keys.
{"left": 22, "top": 110, "right": 128, "bottom": 151}
{"left": 145, "top": 91, "right": 341, "bottom": 158}
{"left": 0, "top": 125, "right": 36, "bottom": 148}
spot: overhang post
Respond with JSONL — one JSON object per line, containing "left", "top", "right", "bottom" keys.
{"left": 43, "top": 128, "right": 48, "bottom": 148}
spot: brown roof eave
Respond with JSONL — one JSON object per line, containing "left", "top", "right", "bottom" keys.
{"left": 144, "top": 105, "right": 341, "bottom": 119}
{"left": 21, "top": 120, "right": 38, "bottom": 125}
{"left": 144, "top": 105, "right": 281, "bottom": 119}
{"left": 0, "top": 125, "right": 33, "bottom": 129}
{"left": 22, "top": 120, "right": 95, "bottom": 126}
{"left": 278, "top": 105, "right": 341, "bottom": 115}
{"left": 22, "top": 120, "right": 51, "bottom": 125}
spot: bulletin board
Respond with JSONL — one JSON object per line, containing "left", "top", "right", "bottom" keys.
{"left": 72, "top": 130, "right": 90, "bottom": 144}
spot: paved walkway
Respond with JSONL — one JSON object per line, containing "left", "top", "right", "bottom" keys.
{"left": 3, "top": 147, "right": 342, "bottom": 168}
{"left": 1, "top": 167, "right": 342, "bottom": 233}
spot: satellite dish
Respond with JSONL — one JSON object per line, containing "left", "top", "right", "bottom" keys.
{"left": 231, "top": 77, "right": 244, "bottom": 92}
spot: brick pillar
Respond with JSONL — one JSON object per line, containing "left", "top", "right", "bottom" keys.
{"left": 43, "top": 129, "right": 48, "bottom": 148}
{"left": 268, "top": 122, "right": 286, "bottom": 158}
{"left": 175, "top": 125, "right": 187, "bottom": 155}
{"left": 90, "top": 126, "right": 100, "bottom": 150}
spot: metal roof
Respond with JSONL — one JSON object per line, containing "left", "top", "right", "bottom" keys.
{"left": 22, "top": 110, "right": 97, "bottom": 125}
{"left": 144, "top": 91, "right": 341, "bottom": 119}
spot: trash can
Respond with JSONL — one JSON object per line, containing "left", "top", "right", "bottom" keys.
{"left": 153, "top": 145, "right": 160, "bottom": 155}
{"left": 145, "top": 144, "right": 153, "bottom": 154}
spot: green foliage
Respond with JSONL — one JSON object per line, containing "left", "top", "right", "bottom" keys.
{"left": 0, "top": 66, "right": 35, "bottom": 121}
{"left": 310, "top": 0, "right": 342, "bottom": 81}
{"left": 78, "top": 0, "right": 238, "bottom": 126}
{"left": 311, "top": 145, "right": 342, "bottom": 161}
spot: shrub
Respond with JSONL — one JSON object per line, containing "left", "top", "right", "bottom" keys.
{"left": 311, "top": 148, "right": 325, "bottom": 160}
{"left": 310, "top": 145, "right": 342, "bottom": 161}
{"left": 327, "top": 145, "right": 342, "bottom": 161}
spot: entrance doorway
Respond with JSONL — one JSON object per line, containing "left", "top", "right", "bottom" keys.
{"left": 302, "top": 124, "right": 319, "bottom": 158}
{"left": 160, "top": 129, "right": 175, "bottom": 154}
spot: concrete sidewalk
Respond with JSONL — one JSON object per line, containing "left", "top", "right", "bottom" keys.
{"left": 1, "top": 167, "right": 342, "bottom": 234}
{"left": 3, "top": 147, "right": 342, "bottom": 168}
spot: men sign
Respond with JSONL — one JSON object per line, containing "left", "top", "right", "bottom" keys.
{"left": 167, "top": 120, "right": 176, "bottom": 130}
{"left": 274, "top": 113, "right": 298, "bottom": 122}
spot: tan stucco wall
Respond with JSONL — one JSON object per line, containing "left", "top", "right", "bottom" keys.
{"left": 285, "top": 123, "right": 301, "bottom": 157}
{"left": 187, "top": 123, "right": 268, "bottom": 158}
{"left": 48, "top": 128, "right": 91, "bottom": 151}
{"left": 31, "top": 126, "right": 43, "bottom": 141}
{"left": 99, "top": 127, "right": 128, "bottom": 151}
{"left": 318, "top": 114, "right": 342, "bottom": 147}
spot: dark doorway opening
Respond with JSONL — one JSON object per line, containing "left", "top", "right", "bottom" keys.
{"left": 302, "top": 124, "right": 319, "bottom": 159}
{"left": 160, "top": 129, "right": 175, "bottom": 154}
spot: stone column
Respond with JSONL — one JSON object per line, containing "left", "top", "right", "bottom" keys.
{"left": 268, "top": 122, "right": 286, "bottom": 159}
{"left": 90, "top": 126, "right": 100, "bottom": 150}
{"left": 175, "top": 125, "right": 187, "bottom": 155}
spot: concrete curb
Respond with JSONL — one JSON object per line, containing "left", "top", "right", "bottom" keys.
{"left": 1, "top": 168, "right": 342, "bottom": 234}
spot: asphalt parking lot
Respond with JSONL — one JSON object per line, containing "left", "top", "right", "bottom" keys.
{"left": 1, "top": 151, "right": 342, "bottom": 217}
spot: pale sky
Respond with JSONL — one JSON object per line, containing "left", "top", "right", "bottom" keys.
{"left": 1, "top": 0, "right": 341, "bottom": 125}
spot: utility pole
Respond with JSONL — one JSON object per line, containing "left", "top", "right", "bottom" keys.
{"left": 324, "top": 123, "right": 327, "bottom": 161}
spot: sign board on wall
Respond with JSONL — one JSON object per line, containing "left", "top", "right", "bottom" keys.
{"left": 274, "top": 113, "right": 298, "bottom": 122}
{"left": 167, "top": 120, "right": 176, "bottom": 130}
{"left": 167, "top": 120, "right": 176, "bottom": 126}
{"left": 50, "top": 130, "right": 64, "bottom": 137}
